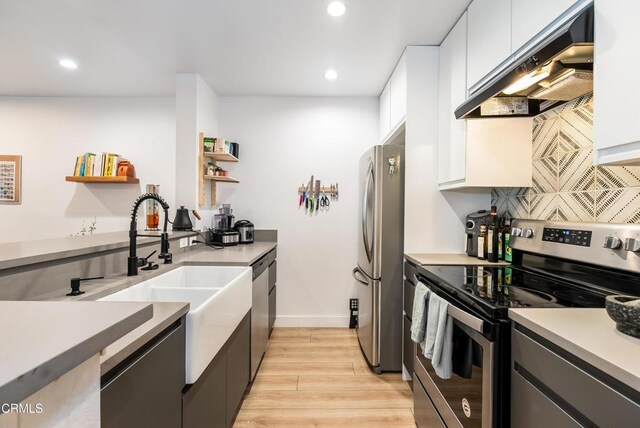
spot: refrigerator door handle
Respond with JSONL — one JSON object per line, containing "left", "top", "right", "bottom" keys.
{"left": 362, "top": 162, "right": 374, "bottom": 262}
{"left": 352, "top": 267, "right": 369, "bottom": 285}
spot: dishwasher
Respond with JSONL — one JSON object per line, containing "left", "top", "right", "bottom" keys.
{"left": 250, "top": 256, "right": 270, "bottom": 380}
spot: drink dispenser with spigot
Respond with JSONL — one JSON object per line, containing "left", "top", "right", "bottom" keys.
{"left": 145, "top": 184, "right": 160, "bottom": 230}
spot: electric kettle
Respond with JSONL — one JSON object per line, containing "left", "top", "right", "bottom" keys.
{"left": 172, "top": 206, "right": 201, "bottom": 231}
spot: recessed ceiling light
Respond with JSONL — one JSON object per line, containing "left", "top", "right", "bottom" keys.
{"left": 59, "top": 59, "right": 78, "bottom": 70}
{"left": 324, "top": 69, "right": 338, "bottom": 81}
{"left": 327, "top": 1, "right": 346, "bottom": 17}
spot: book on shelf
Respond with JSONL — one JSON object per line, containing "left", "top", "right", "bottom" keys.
{"left": 73, "top": 155, "right": 83, "bottom": 176}
{"left": 203, "top": 137, "right": 215, "bottom": 153}
{"left": 72, "top": 152, "right": 121, "bottom": 177}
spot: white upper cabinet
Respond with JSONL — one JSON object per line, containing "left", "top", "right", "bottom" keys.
{"left": 379, "top": 52, "right": 407, "bottom": 143}
{"left": 438, "top": 12, "right": 468, "bottom": 185}
{"left": 511, "top": 0, "right": 579, "bottom": 55}
{"left": 390, "top": 54, "right": 407, "bottom": 129}
{"left": 593, "top": 0, "right": 640, "bottom": 165}
{"left": 379, "top": 81, "right": 391, "bottom": 142}
{"left": 438, "top": 11, "right": 533, "bottom": 190}
{"left": 467, "top": 0, "right": 512, "bottom": 92}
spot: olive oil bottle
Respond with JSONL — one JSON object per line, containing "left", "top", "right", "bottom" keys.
{"left": 478, "top": 224, "right": 487, "bottom": 260}
{"left": 487, "top": 206, "right": 499, "bottom": 263}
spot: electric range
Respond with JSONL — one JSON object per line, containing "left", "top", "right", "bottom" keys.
{"left": 412, "top": 219, "right": 640, "bottom": 428}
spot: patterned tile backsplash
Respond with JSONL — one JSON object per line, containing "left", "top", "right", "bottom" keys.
{"left": 492, "top": 92, "right": 640, "bottom": 224}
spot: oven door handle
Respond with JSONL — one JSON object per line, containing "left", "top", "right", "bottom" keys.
{"left": 419, "top": 276, "right": 486, "bottom": 334}
{"left": 446, "top": 304, "right": 485, "bottom": 334}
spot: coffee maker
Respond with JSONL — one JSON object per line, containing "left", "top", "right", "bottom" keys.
{"left": 465, "top": 209, "right": 492, "bottom": 257}
{"left": 210, "top": 204, "right": 240, "bottom": 246}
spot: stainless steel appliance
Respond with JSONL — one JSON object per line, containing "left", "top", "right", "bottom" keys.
{"left": 465, "top": 210, "right": 491, "bottom": 257}
{"left": 352, "top": 144, "right": 404, "bottom": 373}
{"left": 456, "top": 4, "right": 593, "bottom": 119}
{"left": 250, "top": 256, "right": 270, "bottom": 380}
{"left": 210, "top": 230, "right": 239, "bottom": 246}
{"left": 211, "top": 204, "right": 239, "bottom": 246}
{"left": 413, "top": 220, "right": 640, "bottom": 427}
{"left": 235, "top": 220, "right": 254, "bottom": 244}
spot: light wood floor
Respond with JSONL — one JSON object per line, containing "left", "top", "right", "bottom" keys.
{"left": 234, "top": 328, "right": 416, "bottom": 428}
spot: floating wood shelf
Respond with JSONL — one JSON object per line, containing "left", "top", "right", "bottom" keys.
{"left": 203, "top": 152, "right": 239, "bottom": 162}
{"left": 65, "top": 176, "right": 140, "bottom": 184}
{"left": 199, "top": 132, "right": 240, "bottom": 207}
{"left": 204, "top": 176, "right": 239, "bottom": 183}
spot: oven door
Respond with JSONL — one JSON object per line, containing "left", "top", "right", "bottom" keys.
{"left": 413, "top": 278, "right": 500, "bottom": 428}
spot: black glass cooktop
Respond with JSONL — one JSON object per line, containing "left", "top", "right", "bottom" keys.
{"left": 416, "top": 264, "right": 612, "bottom": 320}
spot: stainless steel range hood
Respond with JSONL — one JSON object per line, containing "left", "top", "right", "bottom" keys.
{"left": 455, "top": 5, "right": 594, "bottom": 119}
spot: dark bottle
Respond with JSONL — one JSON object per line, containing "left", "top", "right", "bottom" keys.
{"left": 487, "top": 206, "right": 499, "bottom": 263}
{"left": 497, "top": 217, "right": 504, "bottom": 260}
{"left": 477, "top": 224, "right": 487, "bottom": 260}
{"left": 504, "top": 218, "right": 513, "bottom": 263}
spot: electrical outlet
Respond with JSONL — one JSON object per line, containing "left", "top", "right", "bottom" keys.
{"left": 189, "top": 236, "right": 198, "bottom": 246}
{"left": 179, "top": 237, "right": 188, "bottom": 248}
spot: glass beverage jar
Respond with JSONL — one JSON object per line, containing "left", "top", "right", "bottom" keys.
{"left": 146, "top": 184, "right": 160, "bottom": 230}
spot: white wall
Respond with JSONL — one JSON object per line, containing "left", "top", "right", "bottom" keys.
{"left": 403, "top": 46, "right": 490, "bottom": 253}
{"left": 217, "top": 97, "right": 378, "bottom": 326}
{"left": 0, "top": 97, "right": 175, "bottom": 243}
{"left": 175, "top": 73, "right": 221, "bottom": 229}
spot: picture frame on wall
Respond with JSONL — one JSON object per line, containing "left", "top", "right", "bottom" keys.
{"left": 0, "top": 155, "right": 22, "bottom": 204}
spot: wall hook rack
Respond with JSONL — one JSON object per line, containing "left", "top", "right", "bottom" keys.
{"left": 297, "top": 175, "right": 338, "bottom": 212}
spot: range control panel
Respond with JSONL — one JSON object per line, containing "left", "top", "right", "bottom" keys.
{"left": 542, "top": 228, "right": 592, "bottom": 247}
{"left": 511, "top": 219, "right": 640, "bottom": 274}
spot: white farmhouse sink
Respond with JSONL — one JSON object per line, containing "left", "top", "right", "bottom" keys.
{"left": 143, "top": 266, "right": 250, "bottom": 289}
{"left": 99, "top": 266, "right": 252, "bottom": 384}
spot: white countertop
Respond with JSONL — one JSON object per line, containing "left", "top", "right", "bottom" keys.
{"left": 0, "top": 301, "right": 152, "bottom": 405}
{"left": 405, "top": 253, "right": 510, "bottom": 266}
{"left": 509, "top": 308, "right": 640, "bottom": 391}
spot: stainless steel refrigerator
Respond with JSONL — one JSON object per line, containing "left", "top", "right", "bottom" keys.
{"left": 352, "top": 144, "right": 404, "bottom": 373}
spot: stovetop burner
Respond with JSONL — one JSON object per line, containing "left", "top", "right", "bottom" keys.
{"left": 418, "top": 265, "right": 611, "bottom": 319}
{"left": 437, "top": 266, "right": 489, "bottom": 279}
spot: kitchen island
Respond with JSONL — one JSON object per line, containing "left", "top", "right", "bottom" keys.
{"left": 0, "top": 301, "right": 152, "bottom": 427}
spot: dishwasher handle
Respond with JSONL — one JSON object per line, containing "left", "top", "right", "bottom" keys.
{"left": 252, "top": 256, "right": 269, "bottom": 279}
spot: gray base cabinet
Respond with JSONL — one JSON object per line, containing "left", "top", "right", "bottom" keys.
{"left": 511, "top": 324, "right": 640, "bottom": 427}
{"left": 183, "top": 347, "right": 227, "bottom": 428}
{"left": 225, "top": 313, "right": 251, "bottom": 427}
{"left": 268, "top": 255, "right": 277, "bottom": 336}
{"left": 268, "top": 284, "right": 276, "bottom": 335}
{"left": 403, "top": 260, "right": 417, "bottom": 386}
{"left": 183, "top": 311, "right": 251, "bottom": 428}
{"left": 101, "top": 319, "right": 185, "bottom": 428}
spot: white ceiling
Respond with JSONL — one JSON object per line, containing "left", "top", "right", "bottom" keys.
{"left": 0, "top": 0, "right": 470, "bottom": 97}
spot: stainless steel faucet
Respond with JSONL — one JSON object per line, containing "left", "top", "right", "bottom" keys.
{"left": 128, "top": 193, "right": 172, "bottom": 276}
